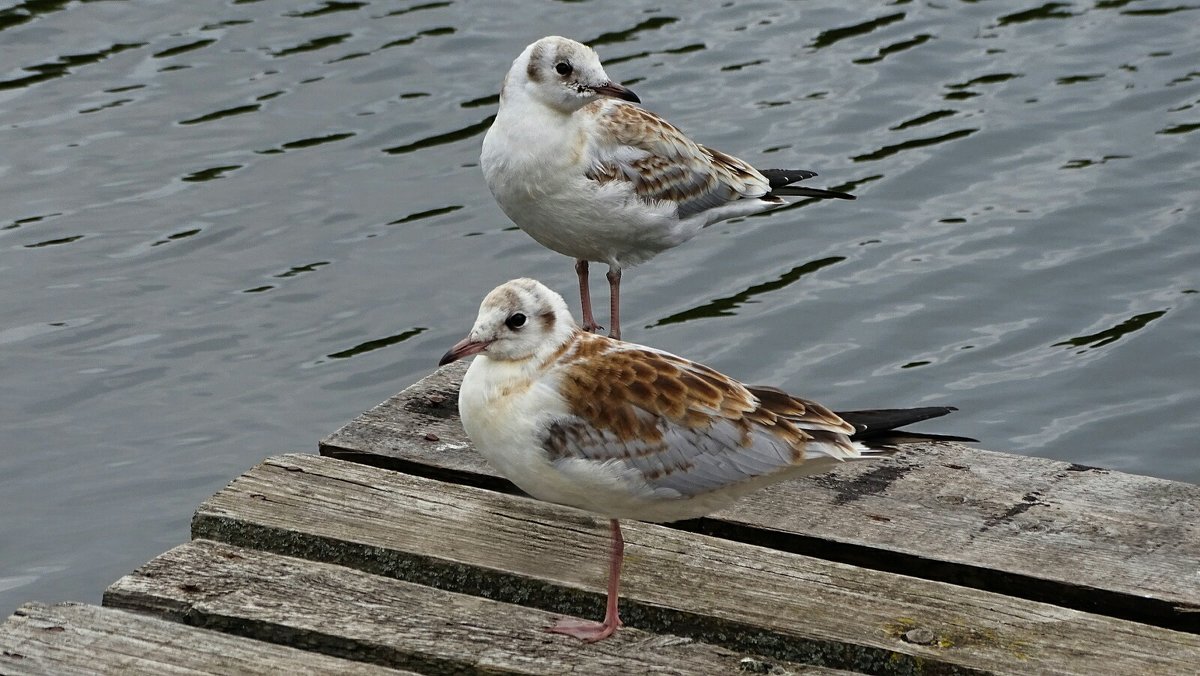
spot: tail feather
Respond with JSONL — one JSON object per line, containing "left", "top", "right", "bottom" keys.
{"left": 759, "top": 168, "right": 856, "bottom": 201}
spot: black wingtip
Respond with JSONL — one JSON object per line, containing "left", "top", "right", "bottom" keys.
{"left": 837, "top": 406, "right": 975, "bottom": 444}
{"left": 758, "top": 168, "right": 856, "bottom": 200}
{"left": 760, "top": 168, "right": 818, "bottom": 188}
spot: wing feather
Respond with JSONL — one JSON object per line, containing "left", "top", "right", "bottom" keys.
{"left": 584, "top": 101, "right": 773, "bottom": 219}
{"left": 542, "top": 336, "right": 861, "bottom": 498}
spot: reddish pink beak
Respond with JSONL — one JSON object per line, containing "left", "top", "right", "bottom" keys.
{"left": 438, "top": 337, "right": 490, "bottom": 366}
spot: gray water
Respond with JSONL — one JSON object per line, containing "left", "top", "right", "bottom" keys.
{"left": 2, "top": 0, "right": 1197, "bottom": 616}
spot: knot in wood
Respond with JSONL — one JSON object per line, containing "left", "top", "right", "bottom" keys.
{"left": 903, "top": 627, "right": 937, "bottom": 645}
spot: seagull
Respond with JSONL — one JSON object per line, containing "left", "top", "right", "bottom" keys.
{"left": 480, "top": 36, "right": 855, "bottom": 340}
{"left": 439, "top": 278, "right": 973, "bottom": 642}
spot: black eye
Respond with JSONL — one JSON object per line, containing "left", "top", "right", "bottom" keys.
{"left": 555, "top": 61, "right": 572, "bottom": 76}
{"left": 505, "top": 312, "right": 527, "bottom": 330}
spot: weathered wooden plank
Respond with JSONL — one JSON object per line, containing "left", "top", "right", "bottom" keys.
{"left": 188, "top": 453, "right": 1200, "bottom": 676}
{"left": 0, "top": 601, "right": 411, "bottom": 676}
{"left": 104, "top": 540, "right": 854, "bottom": 676}
{"left": 320, "top": 362, "right": 1200, "bottom": 631}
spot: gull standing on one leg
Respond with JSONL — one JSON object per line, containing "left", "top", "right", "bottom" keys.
{"left": 480, "top": 36, "right": 856, "bottom": 340}
{"left": 439, "top": 278, "right": 974, "bottom": 641}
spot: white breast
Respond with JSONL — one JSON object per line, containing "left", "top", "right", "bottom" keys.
{"left": 459, "top": 357, "right": 583, "bottom": 502}
{"left": 480, "top": 101, "right": 689, "bottom": 267}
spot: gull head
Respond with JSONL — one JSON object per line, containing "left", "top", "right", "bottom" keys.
{"left": 440, "top": 278, "right": 579, "bottom": 366}
{"left": 503, "top": 36, "right": 640, "bottom": 113}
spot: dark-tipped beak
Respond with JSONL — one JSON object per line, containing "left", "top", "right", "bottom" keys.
{"left": 438, "top": 337, "right": 490, "bottom": 367}
{"left": 592, "top": 82, "right": 640, "bottom": 104}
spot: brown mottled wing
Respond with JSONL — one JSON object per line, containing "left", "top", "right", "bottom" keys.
{"left": 584, "top": 101, "right": 773, "bottom": 218}
{"left": 543, "top": 341, "right": 858, "bottom": 497}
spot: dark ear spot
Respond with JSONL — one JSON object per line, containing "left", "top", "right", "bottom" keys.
{"left": 526, "top": 44, "right": 544, "bottom": 83}
{"left": 539, "top": 311, "right": 556, "bottom": 332}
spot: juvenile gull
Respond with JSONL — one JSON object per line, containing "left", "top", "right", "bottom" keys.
{"left": 480, "top": 36, "right": 855, "bottom": 340}
{"left": 439, "top": 278, "right": 972, "bottom": 642}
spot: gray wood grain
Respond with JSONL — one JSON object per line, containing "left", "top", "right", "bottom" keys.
{"left": 320, "top": 362, "right": 1200, "bottom": 631}
{"left": 104, "top": 539, "right": 854, "bottom": 676}
{"left": 186, "top": 453, "right": 1200, "bottom": 675}
{"left": 0, "top": 601, "right": 412, "bottom": 676}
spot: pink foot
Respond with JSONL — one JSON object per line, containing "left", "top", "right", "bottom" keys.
{"left": 546, "top": 615, "right": 622, "bottom": 642}
{"left": 581, "top": 319, "right": 604, "bottom": 334}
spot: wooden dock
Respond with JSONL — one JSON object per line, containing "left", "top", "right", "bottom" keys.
{"left": 3, "top": 361, "right": 1199, "bottom": 674}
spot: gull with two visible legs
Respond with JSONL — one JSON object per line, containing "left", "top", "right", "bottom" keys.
{"left": 481, "top": 36, "right": 856, "bottom": 340}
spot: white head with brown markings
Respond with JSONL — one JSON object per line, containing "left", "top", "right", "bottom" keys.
{"left": 502, "top": 36, "right": 640, "bottom": 113}
{"left": 440, "top": 278, "right": 579, "bottom": 366}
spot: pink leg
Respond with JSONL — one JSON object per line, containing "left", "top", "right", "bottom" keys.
{"left": 547, "top": 519, "right": 624, "bottom": 642}
{"left": 606, "top": 267, "right": 622, "bottom": 341}
{"left": 576, "top": 259, "right": 602, "bottom": 334}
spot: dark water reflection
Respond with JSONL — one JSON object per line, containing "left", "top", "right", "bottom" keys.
{"left": 1, "top": 0, "right": 1197, "bottom": 613}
